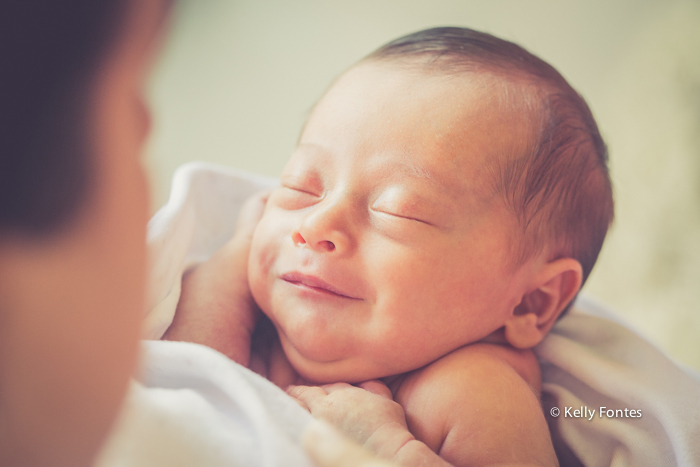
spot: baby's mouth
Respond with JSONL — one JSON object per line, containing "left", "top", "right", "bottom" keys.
{"left": 281, "top": 272, "right": 360, "bottom": 300}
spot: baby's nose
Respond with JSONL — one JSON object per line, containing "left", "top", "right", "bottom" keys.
{"left": 292, "top": 231, "right": 336, "bottom": 252}
{"left": 291, "top": 202, "right": 352, "bottom": 254}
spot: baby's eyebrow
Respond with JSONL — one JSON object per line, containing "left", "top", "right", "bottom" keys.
{"left": 382, "top": 147, "right": 435, "bottom": 182}
{"left": 390, "top": 157, "right": 459, "bottom": 199}
{"left": 398, "top": 158, "right": 434, "bottom": 182}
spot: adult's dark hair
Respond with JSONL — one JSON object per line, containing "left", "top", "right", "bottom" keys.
{"left": 367, "top": 27, "right": 614, "bottom": 285}
{"left": 0, "top": 0, "right": 128, "bottom": 235}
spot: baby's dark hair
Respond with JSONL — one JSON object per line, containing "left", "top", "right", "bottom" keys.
{"left": 366, "top": 27, "right": 614, "bottom": 287}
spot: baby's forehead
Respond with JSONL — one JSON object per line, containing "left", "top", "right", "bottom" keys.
{"left": 304, "top": 62, "right": 538, "bottom": 200}
{"left": 379, "top": 69, "right": 535, "bottom": 183}
{"left": 340, "top": 62, "right": 536, "bottom": 149}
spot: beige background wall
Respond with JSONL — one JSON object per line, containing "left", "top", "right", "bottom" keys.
{"left": 146, "top": 0, "right": 700, "bottom": 371}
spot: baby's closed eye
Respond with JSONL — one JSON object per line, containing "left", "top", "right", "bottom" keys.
{"left": 273, "top": 177, "right": 322, "bottom": 209}
{"left": 371, "top": 188, "right": 437, "bottom": 226}
{"left": 371, "top": 207, "right": 433, "bottom": 225}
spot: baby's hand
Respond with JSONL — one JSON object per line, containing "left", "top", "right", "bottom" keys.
{"left": 303, "top": 419, "right": 401, "bottom": 467}
{"left": 162, "top": 191, "right": 269, "bottom": 366}
{"left": 288, "top": 381, "right": 415, "bottom": 461}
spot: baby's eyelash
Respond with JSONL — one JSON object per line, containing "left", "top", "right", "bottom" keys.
{"left": 281, "top": 185, "right": 319, "bottom": 197}
{"left": 374, "top": 209, "right": 432, "bottom": 226}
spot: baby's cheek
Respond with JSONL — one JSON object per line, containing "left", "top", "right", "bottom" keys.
{"left": 248, "top": 260, "right": 267, "bottom": 312}
{"left": 248, "top": 223, "right": 277, "bottom": 311}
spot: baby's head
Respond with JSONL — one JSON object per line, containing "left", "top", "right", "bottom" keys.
{"left": 249, "top": 27, "right": 613, "bottom": 383}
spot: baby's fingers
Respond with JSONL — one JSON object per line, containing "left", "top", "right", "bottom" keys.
{"left": 287, "top": 385, "right": 329, "bottom": 414}
{"left": 320, "top": 382, "right": 353, "bottom": 394}
{"left": 303, "top": 420, "right": 398, "bottom": 467}
{"left": 357, "top": 380, "right": 393, "bottom": 400}
{"left": 233, "top": 189, "right": 271, "bottom": 239}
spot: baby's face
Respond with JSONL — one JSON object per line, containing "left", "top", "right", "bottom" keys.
{"left": 249, "top": 62, "right": 530, "bottom": 383}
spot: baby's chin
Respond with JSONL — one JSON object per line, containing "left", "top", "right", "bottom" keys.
{"left": 276, "top": 329, "right": 389, "bottom": 384}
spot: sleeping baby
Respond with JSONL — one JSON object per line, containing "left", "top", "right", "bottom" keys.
{"left": 165, "top": 27, "right": 614, "bottom": 466}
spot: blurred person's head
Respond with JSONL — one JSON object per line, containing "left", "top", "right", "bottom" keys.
{"left": 0, "top": 1, "right": 171, "bottom": 466}
{"left": 249, "top": 27, "right": 614, "bottom": 383}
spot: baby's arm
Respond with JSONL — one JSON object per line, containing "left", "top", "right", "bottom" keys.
{"left": 290, "top": 344, "right": 557, "bottom": 467}
{"left": 162, "top": 190, "right": 305, "bottom": 386}
{"left": 162, "top": 192, "right": 268, "bottom": 365}
{"left": 395, "top": 343, "right": 557, "bottom": 466}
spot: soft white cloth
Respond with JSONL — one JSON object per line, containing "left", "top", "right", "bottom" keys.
{"left": 99, "top": 161, "right": 699, "bottom": 467}
{"left": 537, "top": 297, "right": 700, "bottom": 467}
{"left": 95, "top": 341, "right": 313, "bottom": 467}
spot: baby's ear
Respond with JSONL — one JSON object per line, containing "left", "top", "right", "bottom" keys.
{"left": 504, "top": 258, "right": 582, "bottom": 349}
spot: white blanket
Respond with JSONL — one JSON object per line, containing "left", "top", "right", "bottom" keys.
{"left": 539, "top": 297, "right": 700, "bottom": 466}
{"left": 97, "top": 162, "right": 700, "bottom": 467}
{"left": 96, "top": 342, "right": 313, "bottom": 467}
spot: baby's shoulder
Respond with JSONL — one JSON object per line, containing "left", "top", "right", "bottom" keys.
{"left": 391, "top": 343, "right": 546, "bottom": 459}
{"left": 396, "top": 343, "right": 541, "bottom": 399}
{"left": 453, "top": 342, "right": 542, "bottom": 393}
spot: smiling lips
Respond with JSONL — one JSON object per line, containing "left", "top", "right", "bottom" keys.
{"left": 281, "top": 272, "right": 360, "bottom": 300}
